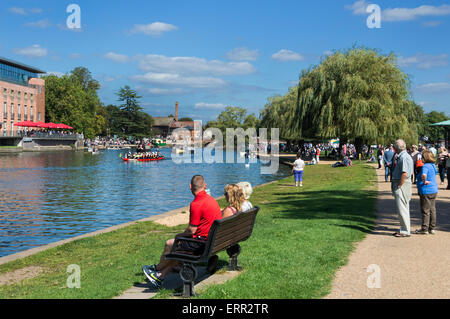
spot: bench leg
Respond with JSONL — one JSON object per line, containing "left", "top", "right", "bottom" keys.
{"left": 179, "top": 263, "right": 198, "bottom": 298}
{"left": 226, "top": 244, "right": 242, "bottom": 271}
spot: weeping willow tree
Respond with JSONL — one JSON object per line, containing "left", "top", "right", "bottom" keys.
{"left": 290, "top": 47, "right": 422, "bottom": 152}
{"left": 260, "top": 86, "right": 298, "bottom": 140}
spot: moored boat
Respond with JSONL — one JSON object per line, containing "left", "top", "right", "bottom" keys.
{"left": 123, "top": 156, "right": 166, "bottom": 162}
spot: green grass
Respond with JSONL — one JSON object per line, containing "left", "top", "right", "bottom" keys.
{"left": 0, "top": 164, "right": 377, "bottom": 299}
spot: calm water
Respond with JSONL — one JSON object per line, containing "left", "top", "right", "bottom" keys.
{"left": 0, "top": 149, "right": 290, "bottom": 257}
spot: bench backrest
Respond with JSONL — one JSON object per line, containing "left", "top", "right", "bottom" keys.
{"left": 203, "top": 206, "right": 259, "bottom": 258}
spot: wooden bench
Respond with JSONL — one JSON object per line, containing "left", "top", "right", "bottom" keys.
{"left": 165, "top": 206, "right": 260, "bottom": 297}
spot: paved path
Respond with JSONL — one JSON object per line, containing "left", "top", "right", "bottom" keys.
{"left": 326, "top": 165, "right": 450, "bottom": 299}
{"left": 115, "top": 267, "right": 240, "bottom": 299}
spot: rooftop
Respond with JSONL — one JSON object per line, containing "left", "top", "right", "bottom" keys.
{"left": 0, "top": 56, "right": 46, "bottom": 74}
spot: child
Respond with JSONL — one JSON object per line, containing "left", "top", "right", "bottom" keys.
{"left": 292, "top": 154, "right": 305, "bottom": 187}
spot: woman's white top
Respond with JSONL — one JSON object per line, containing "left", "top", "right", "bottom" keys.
{"left": 241, "top": 200, "right": 253, "bottom": 212}
{"left": 293, "top": 159, "right": 305, "bottom": 171}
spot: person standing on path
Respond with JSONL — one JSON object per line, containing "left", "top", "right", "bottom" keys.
{"left": 437, "top": 146, "right": 448, "bottom": 186}
{"left": 292, "top": 154, "right": 305, "bottom": 187}
{"left": 446, "top": 152, "right": 450, "bottom": 190}
{"left": 377, "top": 145, "right": 384, "bottom": 169}
{"left": 391, "top": 139, "right": 414, "bottom": 238}
{"left": 383, "top": 145, "right": 395, "bottom": 182}
{"left": 414, "top": 150, "right": 439, "bottom": 235}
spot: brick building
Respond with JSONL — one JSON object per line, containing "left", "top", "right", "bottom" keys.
{"left": 0, "top": 57, "right": 46, "bottom": 136}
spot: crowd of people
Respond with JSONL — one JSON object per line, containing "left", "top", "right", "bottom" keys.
{"left": 379, "top": 139, "right": 449, "bottom": 238}
{"left": 141, "top": 175, "right": 254, "bottom": 289}
{"left": 124, "top": 151, "right": 163, "bottom": 160}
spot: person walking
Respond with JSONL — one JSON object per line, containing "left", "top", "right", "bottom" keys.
{"left": 446, "top": 152, "right": 450, "bottom": 190}
{"left": 292, "top": 154, "right": 305, "bottom": 187}
{"left": 377, "top": 145, "right": 384, "bottom": 169}
{"left": 437, "top": 146, "right": 448, "bottom": 186}
{"left": 410, "top": 145, "right": 420, "bottom": 184}
{"left": 414, "top": 151, "right": 439, "bottom": 235}
{"left": 383, "top": 145, "right": 395, "bottom": 182}
{"left": 391, "top": 139, "right": 414, "bottom": 238}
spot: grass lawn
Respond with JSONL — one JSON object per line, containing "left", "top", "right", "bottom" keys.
{"left": 0, "top": 164, "right": 377, "bottom": 299}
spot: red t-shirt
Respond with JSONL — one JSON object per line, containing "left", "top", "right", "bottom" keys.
{"left": 189, "top": 190, "right": 222, "bottom": 239}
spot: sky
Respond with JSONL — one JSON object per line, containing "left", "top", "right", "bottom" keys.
{"left": 1, "top": 0, "right": 450, "bottom": 123}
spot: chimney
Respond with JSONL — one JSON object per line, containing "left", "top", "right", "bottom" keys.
{"left": 175, "top": 101, "right": 179, "bottom": 121}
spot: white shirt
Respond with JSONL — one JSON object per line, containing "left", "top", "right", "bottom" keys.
{"left": 241, "top": 201, "right": 253, "bottom": 212}
{"left": 293, "top": 159, "right": 305, "bottom": 171}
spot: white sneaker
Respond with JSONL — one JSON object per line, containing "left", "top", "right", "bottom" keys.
{"left": 429, "top": 230, "right": 436, "bottom": 235}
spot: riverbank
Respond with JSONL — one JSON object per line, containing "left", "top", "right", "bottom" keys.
{"left": 0, "top": 164, "right": 377, "bottom": 298}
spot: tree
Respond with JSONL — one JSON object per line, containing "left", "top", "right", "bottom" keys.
{"left": 43, "top": 70, "right": 102, "bottom": 138}
{"left": 291, "top": 47, "right": 422, "bottom": 152}
{"left": 421, "top": 111, "right": 449, "bottom": 143}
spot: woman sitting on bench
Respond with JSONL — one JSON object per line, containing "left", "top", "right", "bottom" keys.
{"left": 222, "top": 184, "right": 246, "bottom": 218}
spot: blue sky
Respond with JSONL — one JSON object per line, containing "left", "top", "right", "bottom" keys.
{"left": 1, "top": 0, "right": 449, "bottom": 122}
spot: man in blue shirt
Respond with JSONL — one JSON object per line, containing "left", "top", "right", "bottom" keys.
{"left": 383, "top": 145, "right": 395, "bottom": 182}
{"left": 391, "top": 139, "right": 414, "bottom": 237}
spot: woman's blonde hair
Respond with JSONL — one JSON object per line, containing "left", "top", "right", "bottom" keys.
{"left": 422, "top": 150, "right": 435, "bottom": 164}
{"left": 224, "top": 184, "right": 245, "bottom": 212}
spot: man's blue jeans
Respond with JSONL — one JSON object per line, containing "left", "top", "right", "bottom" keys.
{"left": 385, "top": 165, "right": 392, "bottom": 182}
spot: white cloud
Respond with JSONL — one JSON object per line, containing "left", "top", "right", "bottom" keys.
{"left": 345, "top": 0, "right": 369, "bottom": 15}
{"left": 226, "top": 47, "right": 259, "bottom": 61}
{"left": 347, "top": 1, "right": 450, "bottom": 22}
{"left": 397, "top": 53, "right": 448, "bottom": 69}
{"left": 131, "top": 72, "right": 228, "bottom": 88}
{"left": 383, "top": 4, "right": 450, "bottom": 22}
{"left": 140, "top": 87, "right": 190, "bottom": 95}
{"left": 415, "top": 82, "right": 450, "bottom": 94}
{"left": 9, "top": 7, "right": 42, "bottom": 15}
{"left": 45, "top": 71, "right": 64, "bottom": 77}
{"left": 271, "top": 49, "right": 304, "bottom": 62}
{"left": 131, "top": 22, "right": 178, "bottom": 36}
{"left": 136, "top": 54, "right": 256, "bottom": 76}
{"left": 104, "top": 52, "right": 130, "bottom": 63}
{"left": 25, "top": 19, "right": 51, "bottom": 28}
{"left": 194, "top": 102, "right": 226, "bottom": 110}
{"left": 14, "top": 44, "right": 47, "bottom": 58}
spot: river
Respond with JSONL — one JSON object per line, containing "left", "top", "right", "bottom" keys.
{"left": 0, "top": 148, "right": 290, "bottom": 257}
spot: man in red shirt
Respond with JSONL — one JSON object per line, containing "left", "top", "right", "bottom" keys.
{"left": 143, "top": 175, "right": 222, "bottom": 289}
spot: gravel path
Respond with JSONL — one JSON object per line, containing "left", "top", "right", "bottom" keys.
{"left": 325, "top": 165, "right": 450, "bottom": 299}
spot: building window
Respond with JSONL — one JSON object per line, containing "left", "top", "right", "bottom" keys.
{"left": 30, "top": 94, "right": 34, "bottom": 104}
{"left": 2, "top": 121, "right": 6, "bottom": 136}
{"left": 3, "top": 102, "right": 6, "bottom": 119}
{"left": 17, "top": 91, "right": 21, "bottom": 100}
{"left": 2, "top": 88, "right": 6, "bottom": 99}
{"left": 10, "top": 121, "right": 14, "bottom": 136}
{"left": 24, "top": 92, "right": 28, "bottom": 101}
{"left": 38, "top": 86, "right": 42, "bottom": 94}
{"left": 10, "top": 90, "right": 14, "bottom": 101}
{"left": 30, "top": 106, "right": 34, "bottom": 121}
{"left": 18, "top": 104, "right": 21, "bottom": 120}
{"left": 37, "top": 112, "right": 41, "bottom": 121}
{"left": 11, "top": 103, "right": 14, "bottom": 119}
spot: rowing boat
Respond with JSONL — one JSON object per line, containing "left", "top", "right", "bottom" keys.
{"left": 123, "top": 157, "right": 165, "bottom": 162}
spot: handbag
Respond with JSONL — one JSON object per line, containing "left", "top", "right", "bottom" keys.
{"left": 416, "top": 159, "right": 424, "bottom": 168}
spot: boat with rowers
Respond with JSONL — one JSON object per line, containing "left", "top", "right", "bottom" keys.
{"left": 121, "top": 151, "right": 166, "bottom": 162}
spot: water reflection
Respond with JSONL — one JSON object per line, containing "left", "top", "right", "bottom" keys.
{"left": 0, "top": 149, "right": 290, "bottom": 257}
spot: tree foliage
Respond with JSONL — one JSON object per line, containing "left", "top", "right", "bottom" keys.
{"left": 205, "top": 106, "right": 260, "bottom": 133}
{"left": 44, "top": 68, "right": 153, "bottom": 139}
{"left": 260, "top": 47, "right": 425, "bottom": 150}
